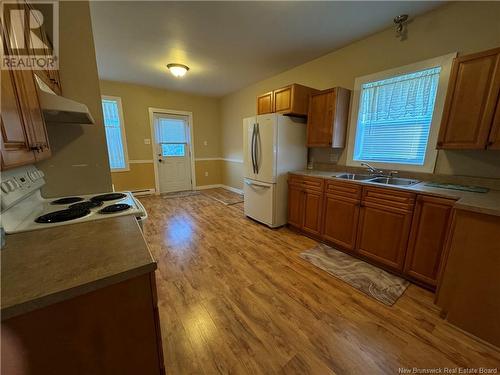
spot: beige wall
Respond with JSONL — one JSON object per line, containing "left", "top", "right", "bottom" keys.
{"left": 220, "top": 1, "right": 500, "bottom": 189}
{"left": 99, "top": 80, "right": 222, "bottom": 190}
{"left": 37, "top": 1, "right": 112, "bottom": 197}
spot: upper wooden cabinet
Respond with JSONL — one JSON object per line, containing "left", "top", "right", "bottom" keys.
{"left": 487, "top": 95, "right": 500, "bottom": 149}
{"left": 257, "top": 84, "right": 318, "bottom": 116}
{"left": 404, "top": 195, "right": 455, "bottom": 288}
{"left": 1, "top": 70, "right": 37, "bottom": 168}
{"left": 438, "top": 47, "right": 500, "bottom": 149}
{"left": 1, "top": 13, "right": 52, "bottom": 170}
{"left": 257, "top": 92, "right": 273, "bottom": 115}
{"left": 306, "top": 88, "right": 351, "bottom": 148}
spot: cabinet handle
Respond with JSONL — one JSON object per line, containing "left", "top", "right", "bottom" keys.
{"left": 487, "top": 140, "right": 494, "bottom": 146}
{"left": 437, "top": 141, "right": 443, "bottom": 147}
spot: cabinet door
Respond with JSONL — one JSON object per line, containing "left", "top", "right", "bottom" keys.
{"left": 287, "top": 183, "right": 303, "bottom": 228}
{"left": 0, "top": 69, "right": 36, "bottom": 169}
{"left": 357, "top": 201, "right": 412, "bottom": 271}
{"left": 274, "top": 86, "right": 292, "bottom": 113}
{"left": 322, "top": 194, "right": 359, "bottom": 251}
{"left": 487, "top": 95, "right": 500, "bottom": 149}
{"left": 404, "top": 196, "right": 454, "bottom": 287}
{"left": 257, "top": 92, "right": 273, "bottom": 115}
{"left": 15, "top": 70, "right": 51, "bottom": 161}
{"left": 307, "top": 91, "right": 332, "bottom": 147}
{"left": 438, "top": 48, "right": 500, "bottom": 149}
{"left": 302, "top": 189, "right": 323, "bottom": 236}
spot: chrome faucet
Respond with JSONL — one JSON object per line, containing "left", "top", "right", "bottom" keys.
{"left": 361, "top": 162, "right": 384, "bottom": 175}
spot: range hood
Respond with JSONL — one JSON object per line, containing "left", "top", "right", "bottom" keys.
{"left": 35, "top": 75, "right": 95, "bottom": 124}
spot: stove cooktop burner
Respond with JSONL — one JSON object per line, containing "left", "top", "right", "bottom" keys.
{"left": 90, "top": 193, "right": 127, "bottom": 202}
{"left": 98, "top": 203, "right": 131, "bottom": 214}
{"left": 35, "top": 208, "right": 91, "bottom": 223}
{"left": 51, "top": 197, "right": 84, "bottom": 205}
{"left": 69, "top": 200, "right": 103, "bottom": 210}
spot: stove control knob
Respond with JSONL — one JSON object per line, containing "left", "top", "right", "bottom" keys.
{"left": 38, "top": 170, "right": 45, "bottom": 178}
{"left": 1, "top": 182, "right": 9, "bottom": 193}
{"left": 28, "top": 171, "right": 37, "bottom": 181}
{"left": 12, "top": 179, "right": 20, "bottom": 188}
{"left": 5, "top": 180, "right": 16, "bottom": 192}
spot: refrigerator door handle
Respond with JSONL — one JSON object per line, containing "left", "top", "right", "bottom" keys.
{"left": 255, "top": 122, "right": 260, "bottom": 174}
{"left": 244, "top": 180, "right": 270, "bottom": 188}
{"left": 251, "top": 124, "right": 256, "bottom": 173}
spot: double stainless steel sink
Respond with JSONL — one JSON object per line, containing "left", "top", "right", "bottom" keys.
{"left": 336, "top": 173, "right": 420, "bottom": 186}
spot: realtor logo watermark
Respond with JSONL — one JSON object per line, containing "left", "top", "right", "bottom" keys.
{"left": 1, "top": 0, "right": 58, "bottom": 70}
{"left": 398, "top": 367, "right": 498, "bottom": 374}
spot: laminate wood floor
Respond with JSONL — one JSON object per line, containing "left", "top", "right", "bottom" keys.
{"left": 139, "top": 194, "right": 500, "bottom": 375}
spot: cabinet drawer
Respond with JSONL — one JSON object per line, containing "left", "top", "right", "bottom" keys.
{"left": 288, "top": 174, "right": 324, "bottom": 192}
{"left": 326, "top": 180, "right": 361, "bottom": 200}
{"left": 362, "top": 186, "right": 415, "bottom": 211}
{"left": 302, "top": 176, "right": 324, "bottom": 192}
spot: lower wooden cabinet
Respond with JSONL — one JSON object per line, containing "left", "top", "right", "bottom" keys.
{"left": 288, "top": 174, "right": 458, "bottom": 289}
{"left": 287, "top": 183, "right": 303, "bottom": 228}
{"left": 1, "top": 273, "right": 165, "bottom": 375}
{"left": 287, "top": 175, "right": 324, "bottom": 236}
{"left": 357, "top": 201, "right": 413, "bottom": 271}
{"left": 302, "top": 189, "right": 323, "bottom": 236}
{"left": 322, "top": 180, "right": 362, "bottom": 251}
{"left": 404, "top": 195, "right": 455, "bottom": 287}
{"left": 323, "top": 195, "right": 359, "bottom": 251}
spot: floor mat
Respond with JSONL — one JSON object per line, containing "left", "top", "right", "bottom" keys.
{"left": 162, "top": 191, "right": 200, "bottom": 199}
{"left": 201, "top": 188, "right": 244, "bottom": 205}
{"left": 300, "top": 243, "right": 409, "bottom": 306}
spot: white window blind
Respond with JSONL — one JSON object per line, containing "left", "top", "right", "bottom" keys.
{"left": 155, "top": 116, "right": 188, "bottom": 143}
{"left": 102, "top": 98, "right": 128, "bottom": 170}
{"left": 353, "top": 67, "right": 441, "bottom": 166}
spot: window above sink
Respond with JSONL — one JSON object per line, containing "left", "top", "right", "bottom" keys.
{"left": 346, "top": 53, "right": 456, "bottom": 173}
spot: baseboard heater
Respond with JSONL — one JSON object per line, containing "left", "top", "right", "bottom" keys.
{"left": 132, "top": 188, "right": 155, "bottom": 196}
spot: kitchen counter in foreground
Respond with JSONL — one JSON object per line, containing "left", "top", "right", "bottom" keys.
{"left": 292, "top": 170, "right": 500, "bottom": 217}
{"left": 1, "top": 215, "right": 156, "bottom": 320}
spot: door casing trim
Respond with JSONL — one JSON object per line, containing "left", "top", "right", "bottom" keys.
{"left": 148, "top": 107, "right": 196, "bottom": 194}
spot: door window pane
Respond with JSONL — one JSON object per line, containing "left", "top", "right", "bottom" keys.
{"left": 161, "top": 143, "right": 185, "bottom": 157}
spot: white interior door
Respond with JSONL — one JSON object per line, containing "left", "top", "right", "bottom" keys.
{"left": 154, "top": 113, "right": 192, "bottom": 193}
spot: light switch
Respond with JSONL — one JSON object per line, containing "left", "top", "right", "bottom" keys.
{"left": 203, "top": 140, "right": 208, "bottom": 146}
{"left": 144, "top": 138, "right": 151, "bottom": 145}
{"left": 204, "top": 172, "right": 209, "bottom": 177}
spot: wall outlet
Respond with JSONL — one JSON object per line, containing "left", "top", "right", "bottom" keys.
{"left": 144, "top": 138, "right": 151, "bottom": 145}
{"left": 329, "top": 151, "right": 340, "bottom": 163}
{"left": 204, "top": 172, "right": 209, "bottom": 177}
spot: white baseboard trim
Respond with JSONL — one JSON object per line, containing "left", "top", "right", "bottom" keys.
{"left": 132, "top": 188, "right": 156, "bottom": 196}
{"left": 193, "top": 157, "right": 244, "bottom": 164}
{"left": 194, "top": 184, "right": 223, "bottom": 190}
{"left": 194, "top": 184, "right": 244, "bottom": 195}
{"left": 129, "top": 159, "right": 154, "bottom": 164}
{"left": 222, "top": 185, "right": 244, "bottom": 195}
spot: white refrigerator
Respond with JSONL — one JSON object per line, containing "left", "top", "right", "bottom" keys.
{"left": 243, "top": 113, "right": 307, "bottom": 228}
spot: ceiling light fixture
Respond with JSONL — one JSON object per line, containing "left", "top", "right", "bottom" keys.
{"left": 167, "top": 63, "right": 189, "bottom": 78}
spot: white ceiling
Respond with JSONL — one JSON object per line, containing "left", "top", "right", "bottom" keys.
{"left": 90, "top": 1, "right": 442, "bottom": 97}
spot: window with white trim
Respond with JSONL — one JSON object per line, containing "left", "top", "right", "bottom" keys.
{"left": 101, "top": 96, "right": 129, "bottom": 171}
{"left": 347, "top": 54, "right": 456, "bottom": 173}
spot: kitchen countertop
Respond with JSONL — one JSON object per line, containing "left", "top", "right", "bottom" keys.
{"left": 291, "top": 170, "right": 500, "bottom": 217}
{"left": 1, "top": 215, "right": 156, "bottom": 320}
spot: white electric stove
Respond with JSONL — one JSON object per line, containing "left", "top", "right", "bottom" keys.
{"left": 1, "top": 165, "right": 147, "bottom": 234}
